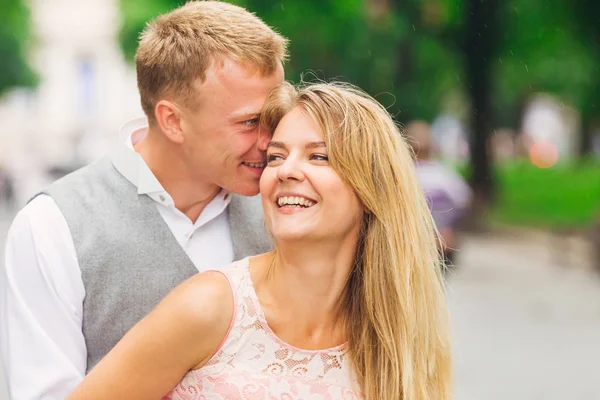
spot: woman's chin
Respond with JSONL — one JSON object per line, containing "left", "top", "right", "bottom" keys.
{"left": 272, "top": 229, "right": 314, "bottom": 243}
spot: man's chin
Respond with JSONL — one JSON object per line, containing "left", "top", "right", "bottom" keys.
{"left": 226, "top": 183, "right": 260, "bottom": 197}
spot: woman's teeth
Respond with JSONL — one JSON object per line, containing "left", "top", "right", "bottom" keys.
{"left": 277, "top": 196, "right": 315, "bottom": 208}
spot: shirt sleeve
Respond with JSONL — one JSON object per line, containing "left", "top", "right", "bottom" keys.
{"left": 0, "top": 194, "right": 87, "bottom": 399}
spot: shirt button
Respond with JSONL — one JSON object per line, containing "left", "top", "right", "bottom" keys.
{"left": 159, "top": 194, "right": 166, "bottom": 202}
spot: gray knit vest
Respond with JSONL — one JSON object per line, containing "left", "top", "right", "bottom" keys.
{"left": 40, "top": 156, "right": 272, "bottom": 372}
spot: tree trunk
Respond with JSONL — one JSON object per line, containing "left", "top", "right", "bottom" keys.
{"left": 389, "top": 0, "right": 419, "bottom": 123}
{"left": 463, "top": 0, "right": 499, "bottom": 205}
{"left": 579, "top": 79, "right": 599, "bottom": 156}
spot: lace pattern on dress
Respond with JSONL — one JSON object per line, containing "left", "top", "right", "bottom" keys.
{"left": 163, "top": 257, "right": 362, "bottom": 400}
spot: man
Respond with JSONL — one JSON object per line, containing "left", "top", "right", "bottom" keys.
{"left": 406, "top": 120, "right": 472, "bottom": 267}
{"left": 0, "top": 2, "right": 287, "bottom": 399}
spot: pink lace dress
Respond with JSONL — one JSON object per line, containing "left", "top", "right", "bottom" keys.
{"left": 163, "top": 257, "right": 362, "bottom": 400}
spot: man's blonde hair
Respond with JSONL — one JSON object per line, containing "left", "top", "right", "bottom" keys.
{"left": 262, "top": 82, "right": 452, "bottom": 399}
{"left": 135, "top": 1, "right": 288, "bottom": 122}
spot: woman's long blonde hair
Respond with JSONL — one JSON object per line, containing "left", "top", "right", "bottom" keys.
{"left": 261, "top": 81, "right": 452, "bottom": 399}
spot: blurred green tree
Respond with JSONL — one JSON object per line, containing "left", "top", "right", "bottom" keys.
{"left": 120, "top": 0, "right": 185, "bottom": 63}
{"left": 495, "top": 0, "right": 597, "bottom": 153}
{"left": 435, "top": 0, "right": 599, "bottom": 205}
{"left": 119, "top": 0, "right": 461, "bottom": 123}
{"left": 569, "top": 0, "right": 600, "bottom": 155}
{"left": 0, "top": 0, "right": 36, "bottom": 96}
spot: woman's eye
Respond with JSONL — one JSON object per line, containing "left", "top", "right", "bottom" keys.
{"left": 266, "top": 154, "right": 283, "bottom": 163}
{"left": 311, "top": 154, "right": 329, "bottom": 161}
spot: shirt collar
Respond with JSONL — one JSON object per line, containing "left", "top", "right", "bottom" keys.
{"left": 111, "top": 117, "right": 166, "bottom": 195}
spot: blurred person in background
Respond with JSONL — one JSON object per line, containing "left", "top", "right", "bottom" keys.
{"left": 0, "top": 2, "right": 286, "bottom": 399}
{"left": 67, "top": 82, "right": 451, "bottom": 400}
{"left": 406, "top": 120, "right": 472, "bottom": 269}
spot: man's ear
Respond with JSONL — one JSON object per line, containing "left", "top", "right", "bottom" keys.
{"left": 154, "top": 100, "right": 184, "bottom": 144}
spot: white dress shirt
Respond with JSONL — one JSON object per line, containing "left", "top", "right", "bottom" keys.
{"left": 0, "top": 117, "right": 234, "bottom": 400}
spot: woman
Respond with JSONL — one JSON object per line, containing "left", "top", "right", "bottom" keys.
{"left": 68, "top": 82, "right": 452, "bottom": 399}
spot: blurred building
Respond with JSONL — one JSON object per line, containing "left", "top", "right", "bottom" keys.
{"left": 0, "top": 0, "right": 142, "bottom": 204}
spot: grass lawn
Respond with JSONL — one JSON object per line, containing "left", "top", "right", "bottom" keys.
{"left": 484, "top": 159, "right": 600, "bottom": 229}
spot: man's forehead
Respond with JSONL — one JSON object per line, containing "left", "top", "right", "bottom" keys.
{"left": 205, "top": 58, "right": 264, "bottom": 86}
{"left": 196, "top": 58, "right": 283, "bottom": 116}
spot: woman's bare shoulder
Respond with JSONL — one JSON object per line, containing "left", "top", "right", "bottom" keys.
{"left": 163, "top": 270, "right": 234, "bottom": 332}
{"left": 142, "top": 269, "right": 234, "bottom": 368}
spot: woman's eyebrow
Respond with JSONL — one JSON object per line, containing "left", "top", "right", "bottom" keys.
{"left": 267, "top": 141, "right": 285, "bottom": 149}
{"left": 267, "top": 141, "right": 326, "bottom": 149}
{"left": 306, "top": 141, "right": 326, "bottom": 149}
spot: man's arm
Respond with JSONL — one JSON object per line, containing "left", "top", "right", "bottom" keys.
{"left": 0, "top": 195, "right": 87, "bottom": 399}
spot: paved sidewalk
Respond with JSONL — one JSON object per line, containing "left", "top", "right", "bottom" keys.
{"left": 449, "top": 233, "right": 600, "bottom": 399}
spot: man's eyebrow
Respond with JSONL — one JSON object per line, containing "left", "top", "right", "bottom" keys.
{"left": 229, "top": 110, "right": 260, "bottom": 120}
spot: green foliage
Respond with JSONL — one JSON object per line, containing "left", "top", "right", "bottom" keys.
{"left": 456, "top": 159, "right": 600, "bottom": 228}
{"left": 495, "top": 0, "right": 596, "bottom": 114}
{"left": 0, "top": 0, "right": 37, "bottom": 96}
{"left": 490, "top": 160, "right": 600, "bottom": 228}
{"left": 245, "top": 1, "right": 408, "bottom": 113}
{"left": 568, "top": 0, "right": 600, "bottom": 124}
{"left": 117, "top": 0, "right": 464, "bottom": 123}
{"left": 119, "top": 0, "right": 186, "bottom": 62}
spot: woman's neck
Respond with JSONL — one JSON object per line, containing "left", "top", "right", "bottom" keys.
{"left": 252, "top": 236, "right": 358, "bottom": 348}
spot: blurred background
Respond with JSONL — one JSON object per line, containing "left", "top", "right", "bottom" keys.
{"left": 0, "top": 0, "right": 599, "bottom": 398}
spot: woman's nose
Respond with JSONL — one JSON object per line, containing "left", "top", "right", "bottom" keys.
{"left": 277, "top": 156, "right": 304, "bottom": 182}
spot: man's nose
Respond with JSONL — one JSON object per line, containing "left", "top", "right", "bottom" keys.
{"left": 257, "top": 129, "right": 271, "bottom": 152}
